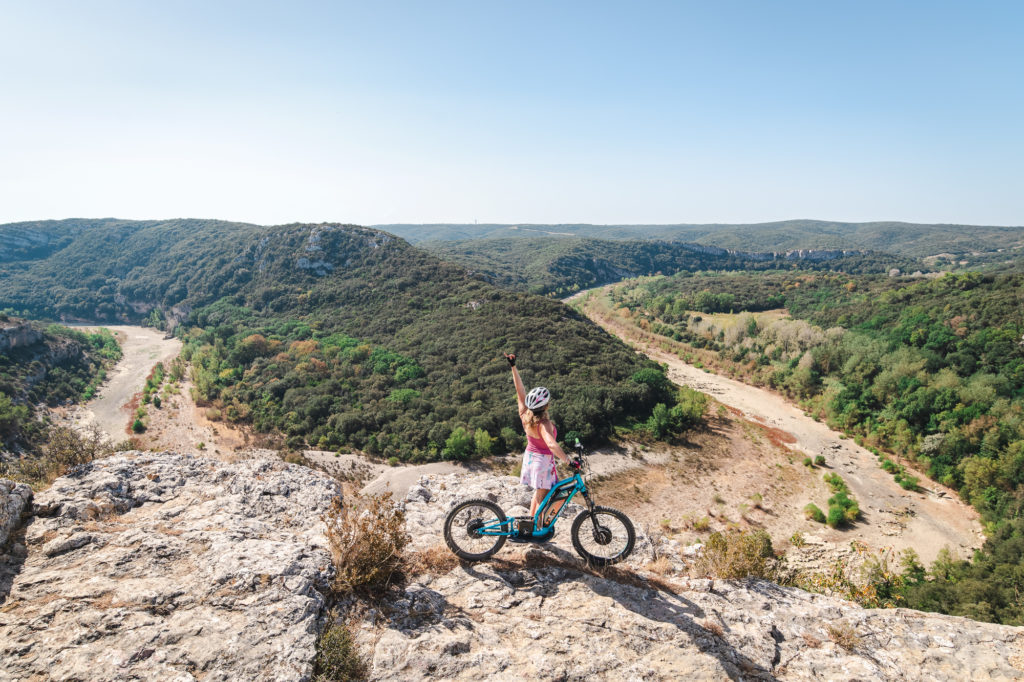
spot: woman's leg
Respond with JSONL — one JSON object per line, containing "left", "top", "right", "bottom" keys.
{"left": 530, "top": 487, "right": 548, "bottom": 518}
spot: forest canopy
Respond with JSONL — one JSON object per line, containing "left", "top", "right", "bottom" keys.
{"left": 0, "top": 219, "right": 682, "bottom": 460}
{"left": 614, "top": 269, "right": 1024, "bottom": 624}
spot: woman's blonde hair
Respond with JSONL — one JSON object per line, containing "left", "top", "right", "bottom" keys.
{"left": 525, "top": 406, "right": 549, "bottom": 429}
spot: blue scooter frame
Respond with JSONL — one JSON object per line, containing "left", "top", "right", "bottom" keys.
{"left": 477, "top": 469, "right": 591, "bottom": 539}
{"left": 443, "top": 440, "right": 636, "bottom": 564}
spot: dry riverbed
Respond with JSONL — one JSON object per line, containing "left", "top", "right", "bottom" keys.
{"left": 578, "top": 287, "right": 984, "bottom": 564}
{"left": 66, "top": 326, "right": 181, "bottom": 442}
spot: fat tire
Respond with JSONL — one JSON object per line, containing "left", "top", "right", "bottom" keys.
{"left": 570, "top": 505, "right": 635, "bottom": 566}
{"left": 443, "top": 498, "right": 508, "bottom": 561}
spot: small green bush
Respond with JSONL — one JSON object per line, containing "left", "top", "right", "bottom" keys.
{"left": 814, "top": 455, "right": 826, "bottom": 466}
{"left": 131, "top": 418, "right": 145, "bottom": 433}
{"left": 899, "top": 475, "right": 920, "bottom": 491}
{"left": 804, "top": 503, "right": 826, "bottom": 523}
{"left": 826, "top": 485, "right": 860, "bottom": 526}
{"left": 823, "top": 472, "right": 848, "bottom": 493}
{"left": 314, "top": 620, "right": 368, "bottom": 681}
{"left": 803, "top": 457, "right": 814, "bottom": 467}
{"left": 500, "top": 426, "right": 523, "bottom": 452}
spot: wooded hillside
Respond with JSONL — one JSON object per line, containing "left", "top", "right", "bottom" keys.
{"left": 0, "top": 219, "right": 678, "bottom": 460}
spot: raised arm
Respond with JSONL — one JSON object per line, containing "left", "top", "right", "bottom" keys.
{"left": 504, "top": 353, "right": 527, "bottom": 414}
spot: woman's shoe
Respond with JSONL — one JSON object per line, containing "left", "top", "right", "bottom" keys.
{"left": 531, "top": 526, "right": 555, "bottom": 543}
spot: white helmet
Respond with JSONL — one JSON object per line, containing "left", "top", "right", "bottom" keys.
{"left": 525, "top": 386, "right": 551, "bottom": 411}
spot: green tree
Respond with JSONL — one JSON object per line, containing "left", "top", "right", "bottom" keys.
{"left": 443, "top": 427, "right": 474, "bottom": 461}
{"left": 473, "top": 428, "right": 494, "bottom": 456}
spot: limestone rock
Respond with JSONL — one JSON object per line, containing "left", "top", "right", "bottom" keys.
{"left": 3, "top": 461, "right": 1024, "bottom": 681}
{"left": 364, "top": 472, "right": 1024, "bottom": 681}
{"left": 0, "top": 452, "right": 340, "bottom": 682}
{"left": 0, "top": 478, "right": 32, "bottom": 547}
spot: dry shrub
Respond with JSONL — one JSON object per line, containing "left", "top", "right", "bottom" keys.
{"left": 759, "top": 424, "right": 798, "bottom": 448}
{"left": 314, "top": 618, "right": 368, "bottom": 681}
{"left": 113, "top": 437, "right": 143, "bottom": 451}
{"left": 701, "top": 619, "right": 724, "bottom": 637}
{"left": 646, "top": 556, "right": 673, "bottom": 575}
{"left": 324, "top": 494, "right": 410, "bottom": 595}
{"left": 801, "top": 633, "right": 822, "bottom": 648}
{"left": 826, "top": 622, "right": 861, "bottom": 650}
{"left": 283, "top": 451, "right": 310, "bottom": 466}
{"left": 402, "top": 544, "right": 460, "bottom": 577}
{"left": 692, "top": 529, "right": 778, "bottom": 580}
{"left": 2, "top": 424, "right": 112, "bottom": 488}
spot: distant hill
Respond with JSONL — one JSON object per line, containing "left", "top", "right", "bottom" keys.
{"left": 377, "top": 220, "right": 1024, "bottom": 260}
{"left": 0, "top": 218, "right": 675, "bottom": 459}
{"left": 423, "top": 236, "right": 920, "bottom": 296}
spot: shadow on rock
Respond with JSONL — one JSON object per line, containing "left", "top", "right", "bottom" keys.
{"left": 455, "top": 544, "right": 777, "bottom": 681}
{"left": 0, "top": 522, "right": 31, "bottom": 607}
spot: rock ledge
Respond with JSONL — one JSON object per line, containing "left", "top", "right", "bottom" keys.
{"left": 0, "top": 452, "right": 340, "bottom": 682}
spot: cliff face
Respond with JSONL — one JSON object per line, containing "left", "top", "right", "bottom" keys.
{"left": 0, "top": 453, "right": 340, "bottom": 682}
{"left": 1, "top": 459, "right": 1022, "bottom": 682}
{"left": 0, "top": 322, "right": 43, "bottom": 354}
{"left": 0, "top": 479, "right": 32, "bottom": 547}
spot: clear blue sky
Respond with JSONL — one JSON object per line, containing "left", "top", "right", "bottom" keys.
{"left": 1, "top": 1, "right": 1021, "bottom": 226}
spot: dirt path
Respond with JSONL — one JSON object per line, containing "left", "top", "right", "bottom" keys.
{"left": 579, "top": 288, "right": 984, "bottom": 563}
{"left": 68, "top": 326, "right": 181, "bottom": 442}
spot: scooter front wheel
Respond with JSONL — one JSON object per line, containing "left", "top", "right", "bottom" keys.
{"left": 570, "top": 506, "right": 635, "bottom": 566}
{"left": 443, "top": 498, "right": 508, "bottom": 561}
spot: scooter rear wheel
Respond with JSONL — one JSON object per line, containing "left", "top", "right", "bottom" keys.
{"left": 443, "top": 498, "right": 508, "bottom": 561}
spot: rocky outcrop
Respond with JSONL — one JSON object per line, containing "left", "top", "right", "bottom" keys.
{"left": 2, "top": 461, "right": 1022, "bottom": 681}
{"left": 0, "top": 452, "right": 340, "bottom": 682}
{"left": 359, "top": 472, "right": 1024, "bottom": 681}
{"left": 0, "top": 322, "right": 43, "bottom": 353}
{"left": 0, "top": 479, "right": 32, "bottom": 547}
{"left": 678, "top": 242, "right": 860, "bottom": 262}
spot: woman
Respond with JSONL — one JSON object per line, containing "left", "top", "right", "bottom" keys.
{"left": 504, "top": 353, "right": 574, "bottom": 536}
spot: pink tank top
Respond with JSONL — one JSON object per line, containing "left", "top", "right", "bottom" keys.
{"left": 526, "top": 425, "right": 557, "bottom": 455}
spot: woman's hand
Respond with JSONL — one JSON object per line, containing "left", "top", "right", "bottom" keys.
{"left": 503, "top": 352, "right": 516, "bottom": 368}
